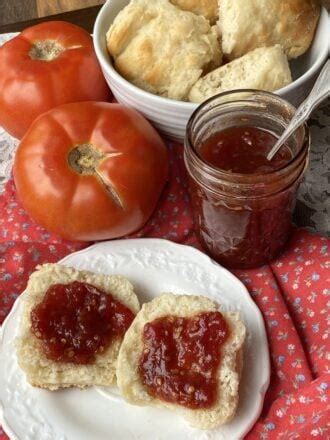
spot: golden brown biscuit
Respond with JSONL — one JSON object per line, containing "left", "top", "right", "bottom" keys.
{"left": 189, "top": 45, "right": 292, "bottom": 103}
{"left": 170, "top": 0, "right": 219, "bottom": 24}
{"left": 218, "top": 0, "right": 321, "bottom": 60}
{"left": 107, "top": 0, "right": 222, "bottom": 101}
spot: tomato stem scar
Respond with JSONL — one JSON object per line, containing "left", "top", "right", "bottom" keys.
{"left": 29, "top": 40, "right": 64, "bottom": 61}
{"left": 68, "top": 143, "right": 124, "bottom": 209}
{"left": 68, "top": 144, "right": 104, "bottom": 175}
{"left": 29, "top": 41, "right": 83, "bottom": 61}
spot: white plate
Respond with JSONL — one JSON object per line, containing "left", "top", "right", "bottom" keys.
{"left": 0, "top": 239, "right": 270, "bottom": 440}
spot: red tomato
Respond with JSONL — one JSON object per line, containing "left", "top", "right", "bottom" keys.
{"left": 13, "top": 102, "right": 168, "bottom": 241}
{"left": 0, "top": 21, "right": 110, "bottom": 139}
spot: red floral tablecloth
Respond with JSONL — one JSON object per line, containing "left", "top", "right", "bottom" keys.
{"left": 0, "top": 142, "right": 329, "bottom": 439}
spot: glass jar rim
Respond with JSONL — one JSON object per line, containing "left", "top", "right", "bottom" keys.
{"left": 185, "top": 89, "right": 310, "bottom": 182}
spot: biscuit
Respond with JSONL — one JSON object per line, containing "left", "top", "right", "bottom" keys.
{"left": 116, "top": 293, "right": 246, "bottom": 429}
{"left": 189, "top": 45, "right": 292, "bottom": 103}
{"left": 170, "top": 0, "right": 219, "bottom": 24}
{"left": 16, "top": 264, "right": 140, "bottom": 390}
{"left": 107, "top": 0, "right": 222, "bottom": 101}
{"left": 218, "top": 0, "right": 321, "bottom": 60}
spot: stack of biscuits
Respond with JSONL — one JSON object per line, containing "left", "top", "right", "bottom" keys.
{"left": 106, "top": 0, "right": 321, "bottom": 102}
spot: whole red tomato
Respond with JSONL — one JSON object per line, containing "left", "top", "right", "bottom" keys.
{"left": 13, "top": 102, "right": 168, "bottom": 241}
{"left": 0, "top": 21, "right": 110, "bottom": 139}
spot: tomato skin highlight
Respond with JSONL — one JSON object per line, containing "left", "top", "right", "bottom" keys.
{"left": 13, "top": 102, "right": 169, "bottom": 241}
{"left": 0, "top": 21, "right": 110, "bottom": 139}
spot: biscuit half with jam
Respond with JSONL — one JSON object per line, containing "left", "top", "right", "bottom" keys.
{"left": 116, "top": 293, "right": 245, "bottom": 429}
{"left": 16, "top": 263, "right": 140, "bottom": 390}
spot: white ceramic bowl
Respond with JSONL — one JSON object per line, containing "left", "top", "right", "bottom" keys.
{"left": 94, "top": 1, "right": 329, "bottom": 142}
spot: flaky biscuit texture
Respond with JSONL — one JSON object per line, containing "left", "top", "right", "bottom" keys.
{"left": 189, "top": 45, "right": 292, "bottom": 103}
{"left": 107, "top": 0, "right": 222, "bottom": 101}
{"left": 218, "top": 0, "right": 320, "bottom": 60}
{"left": 170, "top": 0, "right": 219, "bottom": 24}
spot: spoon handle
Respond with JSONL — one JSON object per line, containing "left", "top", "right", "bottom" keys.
{"left": 267, "top": 60, "right": 330, "bottom": 161}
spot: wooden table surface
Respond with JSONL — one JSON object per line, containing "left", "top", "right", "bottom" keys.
{"left": 0, "top": 0, "right": 104, "bottom": 27}
{"left": 0, "top": 4, "right": 102, "bottom": 34}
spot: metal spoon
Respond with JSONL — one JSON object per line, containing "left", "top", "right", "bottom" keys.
{"left": 267, "top": 60, "right": 330, "bottom": 161}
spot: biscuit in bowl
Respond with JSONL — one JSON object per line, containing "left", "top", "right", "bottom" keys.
{"left": 116, "top": 293, "right": 246, "bottom": 429}
{"left": 189, "top": 45, "right": 292, "bottom": 103}
{"left": 170, "top": 0, "right": 219, "bottom": 24}
{"left": 16, "top": 264, "right": 140, "bottom": 390}
{"left": 106, "top": 0, "right": 222, "bottom": 101}
{"left": 218, "top": 0, "right": 321, "bottom": 60}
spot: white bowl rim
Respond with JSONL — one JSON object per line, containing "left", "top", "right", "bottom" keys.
{"left": 93, "top": 3, "right": 329, "bottom": 110}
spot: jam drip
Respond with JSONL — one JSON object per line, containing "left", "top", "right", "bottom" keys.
{"left": 31, "top": 281, "right": 135, "bottom": 364}
{"left": 138, "top": 312, "right": 229, "bottom": 409}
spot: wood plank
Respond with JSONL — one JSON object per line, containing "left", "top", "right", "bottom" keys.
{"left": 0, "top": 5, "right": 102, "bottom": 34}
{"left": 36, "top": 0, "right": 104, "bottom": 18}
{"left": 0, "top": 0, "right": 38, "bottom": 26}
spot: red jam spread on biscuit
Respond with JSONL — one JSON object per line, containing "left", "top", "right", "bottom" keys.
{"left": 31, "top": 281, "right": 135, "bottom": 364}
{"left": 138, "top": 311, "right": 229, "bottom": 409}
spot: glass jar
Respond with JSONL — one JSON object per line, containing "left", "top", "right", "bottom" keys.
{"left": 184, "top": 90, "right": 310, "bottom": 269}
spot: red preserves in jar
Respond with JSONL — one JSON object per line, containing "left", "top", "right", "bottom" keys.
{"left": 138, "top": 312, "right": 229, "bottom": 409}
{"left": 31, "top": 281, "right": 135, "bottom": 364}
{"left": 184, "top": 91, "right": 309, "bottom": 269}
{"left": 200, "top": 126, "right": 292, "bottom": 174}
